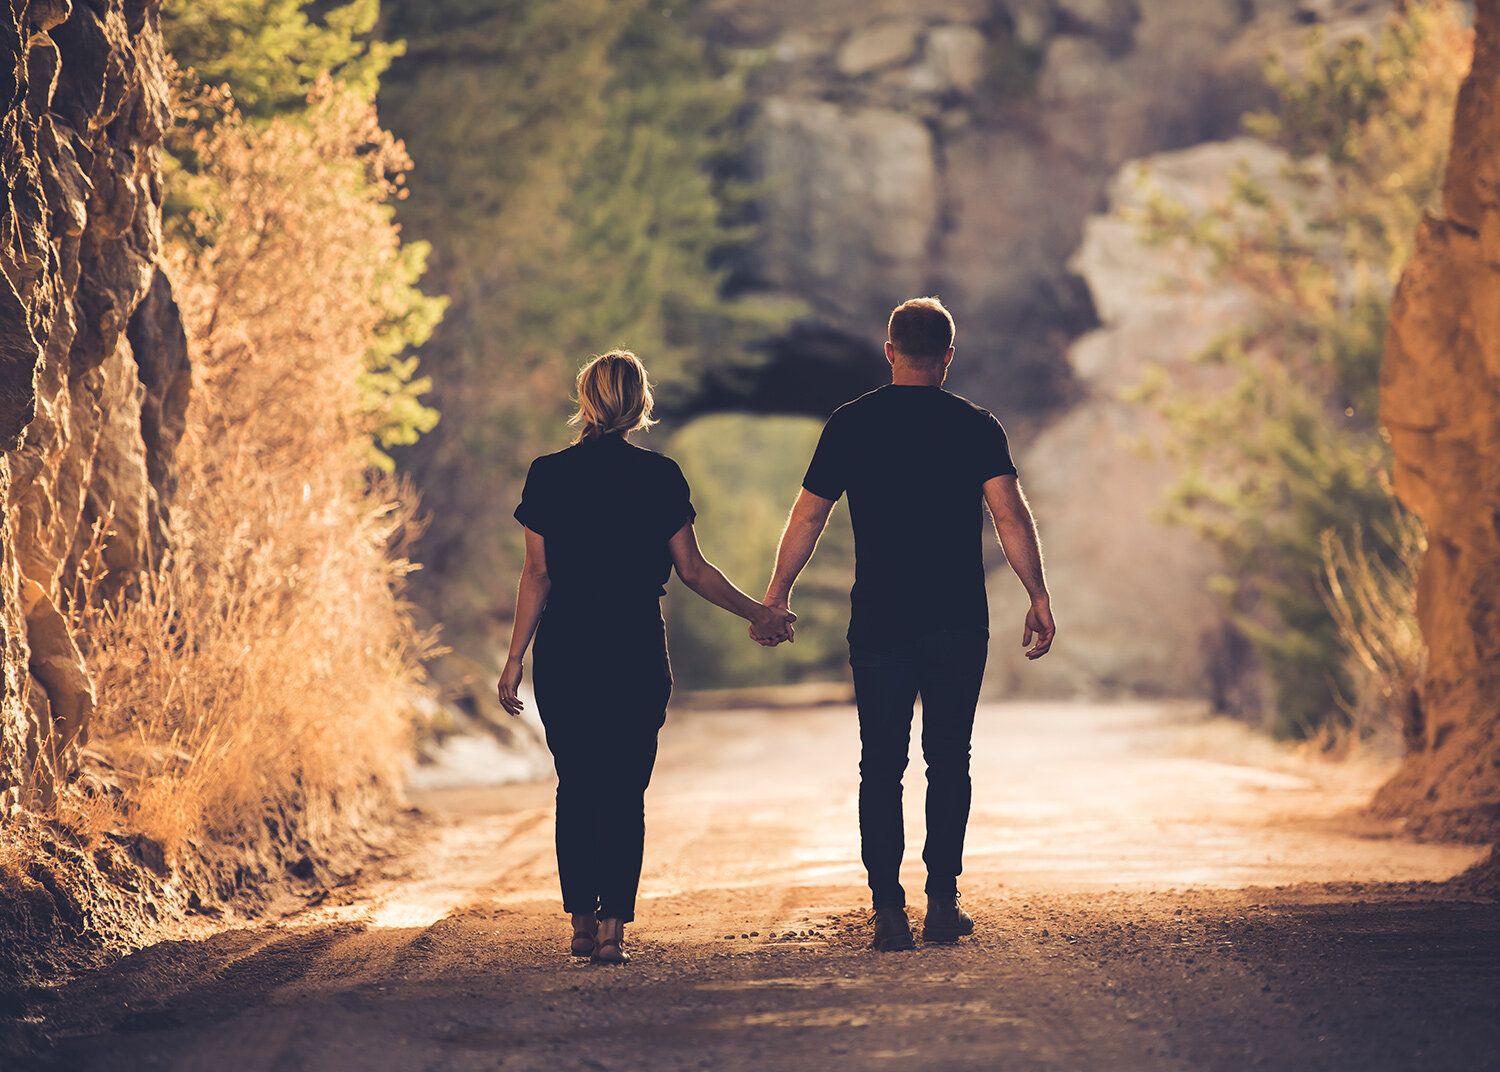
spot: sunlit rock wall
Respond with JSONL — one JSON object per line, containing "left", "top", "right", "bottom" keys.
{"left": 0, "top": 0, "right": 183, "bottom": 811}
{"left": 1377, "top": 0, "right": 1500, "bottom": 839}
{"left": 704, "top": 0, "right": 1391, "bottom": 411}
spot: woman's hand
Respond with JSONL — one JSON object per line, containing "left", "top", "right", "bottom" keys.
{"left": 749, "top": 602, "right": 796, "bottom": 647}
{"left": 497, "top": 657, "right": 525, "bottom": 715}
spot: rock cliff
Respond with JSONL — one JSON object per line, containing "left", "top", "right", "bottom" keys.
{"left": 1377, "top": 0, "right": 1500, "bottom": 839}
{"left": 985, "top": 138, "right": 1302, "bottom": 700}
{"left": 1, "top": 0, "right": 182, "bottom": 812}
{"left": 704, "top": 0, "right": 1391, "bottom": 411}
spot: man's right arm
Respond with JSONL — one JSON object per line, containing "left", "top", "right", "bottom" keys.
{"left": 764, "top": 488, "right": 837, "bottom": 611}
{"left": 983, "top": 474, "right": 1055, "bottom": 659}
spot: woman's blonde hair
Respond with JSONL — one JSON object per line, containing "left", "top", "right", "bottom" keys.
{"left": 568, "top": 349, "right": 657, "bottom": 442}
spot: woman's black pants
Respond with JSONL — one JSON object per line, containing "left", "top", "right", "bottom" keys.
{"left": 532, "top": 609, "right": 671, "bottom": 924}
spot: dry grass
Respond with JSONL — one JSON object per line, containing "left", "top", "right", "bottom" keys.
{"left": 1320, "top": 512, "right": 1426, "bottom": 757}
{"left": 66, "top": 81, "right": 438, "bottom": 860}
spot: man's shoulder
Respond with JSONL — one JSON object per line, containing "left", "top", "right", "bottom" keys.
{"left": 938, "top": 389, "right": 1000, "bottom": 425}
{"left": 829, "top": 386, "right": 888, "bottom": 420}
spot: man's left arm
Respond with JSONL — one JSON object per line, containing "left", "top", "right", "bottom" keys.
{"left": 983, "top": 474, "right": 1055, "bottom": 660}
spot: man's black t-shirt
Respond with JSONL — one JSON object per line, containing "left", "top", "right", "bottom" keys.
{"left": 802, "top": 384, "right": 1017, "bottom": 644}
{"left": 514, "top": 433, "right": 696, "bottom": 613}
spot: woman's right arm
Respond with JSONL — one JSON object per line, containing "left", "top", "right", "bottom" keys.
{"left": 498, "top": 526, "right": 551, "bottom": 715}
{"left": 668, "top": 522, "right": 795, "bottom": 645}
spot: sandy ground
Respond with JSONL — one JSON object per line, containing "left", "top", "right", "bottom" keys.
{"left": 12, "top": 701, "right": 1500, "bottom": 1071}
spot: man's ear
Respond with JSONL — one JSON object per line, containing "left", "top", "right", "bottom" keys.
{"left": 943, "top": 347, "right": 955, "bottom": 369}
{"left": 885, "top": 340, "right": 897, "bottom": 366}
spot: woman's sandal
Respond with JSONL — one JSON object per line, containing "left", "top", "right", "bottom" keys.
{"left": 570, "top": 915, "right": 598, "bottom": 957}
{"left": 591, "top": 935, "right": 629, "bottom": 965}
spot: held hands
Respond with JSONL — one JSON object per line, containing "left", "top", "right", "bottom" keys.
{"left": 497, "top": 657, "right": 525, "bottom": 715}
{"left": 1023, "top": 597, "right": 1055, "bottom": 660}
{"left": 749, "top": 600, "right": 796, "bottom": 647}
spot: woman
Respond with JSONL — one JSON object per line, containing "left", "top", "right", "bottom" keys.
{"left": 497, "top": 350, "right": 795, "bottom": 965}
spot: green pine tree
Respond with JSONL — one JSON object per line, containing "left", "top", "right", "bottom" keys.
{"left": 377, "top": 0, "right": 790, "bottom": 647}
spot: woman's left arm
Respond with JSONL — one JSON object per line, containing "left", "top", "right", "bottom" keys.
{"left": 668, "top": 522, "right": 795, "bottom": 645}
{"left": 498, "top": 527, "right": 551, "bottom": 715}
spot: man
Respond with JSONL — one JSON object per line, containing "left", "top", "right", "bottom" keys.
{"left": 762, "top": 297, "right": 1054, "bottom": 951}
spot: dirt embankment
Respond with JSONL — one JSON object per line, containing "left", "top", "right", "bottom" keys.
{"left": 7, "top": 702, "right": 1497, "bottom": 1071}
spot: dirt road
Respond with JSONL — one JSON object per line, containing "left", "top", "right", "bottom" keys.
{"left": 16, "top": 702, "right": 1500, "bottom": 1071}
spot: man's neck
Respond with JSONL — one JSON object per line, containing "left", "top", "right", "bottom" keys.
{"left": 890, "top": 365, "right": 945, "bottom": 387}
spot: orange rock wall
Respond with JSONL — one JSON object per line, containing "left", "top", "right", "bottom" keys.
{"left": 1378, "top": 0, "right": 1500, "bottom": 837}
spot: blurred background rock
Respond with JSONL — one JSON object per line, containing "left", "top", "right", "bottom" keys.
{"left": 372, "top": 0, "right": 1440, "bottom": 735}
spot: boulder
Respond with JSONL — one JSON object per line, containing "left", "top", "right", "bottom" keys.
{"left": 755, "top": 98, "right": 938, "bottom": 327}
{"left": 1003, "top": 0, "right": 1055, "bottom": 47}
{"left": 912, "top": 24, "right": 989, "bottom": 95}
{"left": 1375, "top": 0, "right": 1500, "bottom": 839}
{"left": 836, "top": 19, "right": 923, "bottom": 77}
{"left": 21, "top": 578, "right": 94, "bottom": 752}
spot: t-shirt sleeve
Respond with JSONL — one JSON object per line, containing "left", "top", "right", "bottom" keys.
{"left": 976, "top": 414, "right": 1018, "bottom": 483}
{"left": 661, "top": 460, "right": 697, "bottom": 539}
{"left": 513, "top": 458, "right": 552, "bottom": 535}
{"left": 802, "top": 411, "right": 850, "bottom": 501}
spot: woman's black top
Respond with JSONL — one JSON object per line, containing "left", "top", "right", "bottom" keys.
{"left": 513, "top": 433, "right": 696, "bottom": 619}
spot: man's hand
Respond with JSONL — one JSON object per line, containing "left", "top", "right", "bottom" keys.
{"left": 1023, "top": 598, "right": 1055, "bottom": 660}
{"left": 497, "top": 657, "right": 525, "bottom": 715}
{"left": 749, "top": 600, "right": 796, "bottom": 647}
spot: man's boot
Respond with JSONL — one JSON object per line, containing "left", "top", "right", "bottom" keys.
{"left": 921, "top": 893, "right": 974, "bottom": 943}
{"left": 871, "top": 906, "right": 916, "bottom": 951}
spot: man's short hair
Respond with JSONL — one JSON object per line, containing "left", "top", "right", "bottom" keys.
{"left": 888, "top": 297, "right": 955, "bottom": 365}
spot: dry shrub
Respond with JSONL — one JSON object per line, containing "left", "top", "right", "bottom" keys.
{"left": 75, "top": 79, "right": 437, "bottom": 858}
{"left": 1320, "top": 511, "right": 1426, "bottom": 756}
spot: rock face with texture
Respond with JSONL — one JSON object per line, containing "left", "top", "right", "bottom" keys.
{"left": 984, "top": 138, "right": 1299, "bottom": 700}
{"left": 756, "top": 99, "right": 938, "bottom": 325}
{"left": 1377, "top": 0, "right": 1500, "bottom": 838}
{"left": 703, "top": 0, "right": 1390, "bottom": 411}
{"left": 0, "top": 0, "right": 181, "bottom": 811}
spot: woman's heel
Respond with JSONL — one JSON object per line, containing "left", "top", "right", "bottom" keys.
{"left": 570, "top": 913, "right": 598, "bottom": 957}
{"left": 591, "top": 918, "right": 629, "bottom": 964}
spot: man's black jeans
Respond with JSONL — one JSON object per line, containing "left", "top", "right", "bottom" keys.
{"left": 849, "top": 628, "right": 989, "bottom": 910}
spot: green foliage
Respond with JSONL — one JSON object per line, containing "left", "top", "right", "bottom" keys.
{"left": 162, "top": 0, "right": 401, "bottom": 118}
{"left": 1131, "top": 1, "right": 1468, "bottom": 736}
{"left": 160, "top": 3, "right": 441, "bottom": 471}
{"left": 665, "top": 416, "right": 854, "bottom": 689}
{"left": 359, "top": 238, "right": 447, "bottom": 472}
{"left": 378, "top": 0, "right": 789, "bottom": 643}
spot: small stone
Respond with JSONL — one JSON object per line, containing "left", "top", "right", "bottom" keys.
{"left": 836, "top": 19, "right": 923, "bottom": 77}
{"left": 923, "top": 25, "right": 988, "bottom": 94}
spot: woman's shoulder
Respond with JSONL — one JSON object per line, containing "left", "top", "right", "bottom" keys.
{"left": 625, "top": 441, "right": 687, "bottom": 478}
{"left": 526, "top": 445, "right": 570, "bottom": 472}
